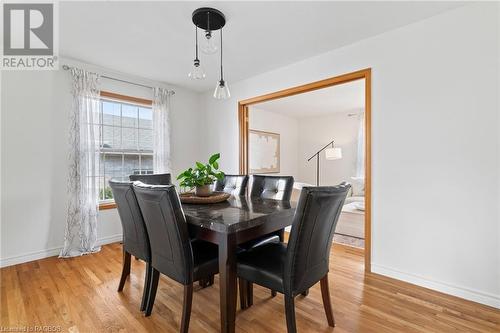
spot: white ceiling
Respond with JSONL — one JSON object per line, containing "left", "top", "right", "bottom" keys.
{"left": 60, "top": 2, "right": 464, "bottom": 92}
{"left": 252, "top": 79, "right": 364, "bottom": 118}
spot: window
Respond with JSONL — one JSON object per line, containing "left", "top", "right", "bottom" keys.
{"left": 97, "top": 92, "right": 153, "bottom": 206}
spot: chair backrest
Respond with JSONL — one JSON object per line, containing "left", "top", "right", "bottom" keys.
{"left": 284, "top": 183, "right": 350, "bottom": 295}
{"left": 129, "top": 173, "right": 171, "bottom": 185}
{"left": 132, "top": 183, "right": 193, "bottom": 285}
{"left": 109, "top": 180, "right": 150, "bottom": 262}
{"left": 215, "top": 174, "right": 249, "bottom": 196}
{"left": 249, "top": 175, "right": 294, "bottom": 201}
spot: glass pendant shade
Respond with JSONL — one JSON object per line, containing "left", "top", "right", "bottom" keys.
{"left": 188, "top": 59, "right": 206, "bottom": 80}
{"left": 201, "top": 31, "right": 218, "bottom": 54}
{"left": 213, "top": 80, "right": 230, "bottom": 99}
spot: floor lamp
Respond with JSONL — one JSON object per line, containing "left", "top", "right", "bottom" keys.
{"left": 307, "top": 140, "right": 342, "bottom": 186}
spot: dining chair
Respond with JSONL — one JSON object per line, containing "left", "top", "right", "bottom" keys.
{"left": 109, "top": 180, "right": 151, "bottom": 312}
{"left": 249, "top": 175, "right": 294, "bottom": 201}
{"left": 241, "top": 175, "right": 295, "bottom": 298}
{"left": 214, "top": 174, "right": 249, "bottom": 196}
{"left": 133, "top": 183, "right": 219, "bottom": 332}
{"left": 237, "top": 184, "right": 351, "bottom": 333}
{"left": 129, "top": 173, "right": 171, "bottom": 185}
{"left": 243, "top": 175, "right": 294, "bottom": 248}
{"left": 130, "top": 173, "right": 215, "bottom": 287}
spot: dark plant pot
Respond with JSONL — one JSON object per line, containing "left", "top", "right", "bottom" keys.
{"left": 195, "top": 184, "right": 213, "bottom": 197}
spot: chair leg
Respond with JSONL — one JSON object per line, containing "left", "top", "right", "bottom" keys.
{"left": 271, "top": 290, "right": 277, "bottom": 297}
{"left": 239, "top": 278, "right": 248, "bottom": 309}
{"left": 301, "top": 289, "right": 309, "bottom": 297}
{"left": 180, "top": 284, "right": 193, "bottom": 333}
{"left": 199, "top": 275, "right": 214, "bottom": 288}
{"left": 284, "top": 295, "right": 297, "bottom": 333}
{"left": 144, "top": 268, "right": 160, "bottom": 317}
{"left": 140, "top": 262, "right": 152, "bottom": 311}
{"left": 117, "top": 251, "right": 131, "bottom": 292}
{"left": 246, "top": 282, "right": 253, "bottom": 307}
{"left": 320, "top": 274, "right": 335, "bottom": 327}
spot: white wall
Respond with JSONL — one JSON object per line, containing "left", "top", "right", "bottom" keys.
{"left": 199, "top": 3, "right": 500, "bottom": 308}
{"left": 249, "top": 107, "right": 299, "bottom": 179}
{"left": 0, "top": 59, "right": 201, "bottom": 267}
{"left": 298, "top": 111, "right": 362, "bottom": 186}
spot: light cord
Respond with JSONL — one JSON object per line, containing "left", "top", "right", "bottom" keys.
{"left": 220, "top": 28, "right": 223, "bottom": 81}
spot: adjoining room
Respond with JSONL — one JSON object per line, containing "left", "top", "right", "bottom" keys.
{"left": 248, "top": 79, "right": 366, "bottom": 249}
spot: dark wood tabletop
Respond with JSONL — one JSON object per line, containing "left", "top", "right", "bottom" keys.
{"left": 183, "top": 195, "right": 295, "bottom": 233}
{"left": 183, "top": 195, "right": 296, "bottom": 333}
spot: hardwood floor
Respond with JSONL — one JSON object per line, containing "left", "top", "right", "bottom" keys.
{"left": 1, "top": 243, "right": 499, "bottom": 332}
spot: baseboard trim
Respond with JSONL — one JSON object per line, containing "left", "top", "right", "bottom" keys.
{"left": 0, "top": 234, "right": 123, "bottom": 268}
{"left": 96, "top": 234, "right": 123, "bottom": 246}
{"left": 371, "top": 263, "right": 500, "bottom": 309}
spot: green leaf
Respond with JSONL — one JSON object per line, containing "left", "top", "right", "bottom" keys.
{"left": 213, "top": 161, "right": 219, "bottom": 170}
{"left": 209, "top": 153, "right": 220, "bottom": 164}
{"left": 195, "top": 161, "right": 205, "bottom": 170}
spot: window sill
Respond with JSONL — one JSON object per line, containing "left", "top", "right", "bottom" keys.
{"left": 99, "top": 202, "right": 117, "bottom": 210}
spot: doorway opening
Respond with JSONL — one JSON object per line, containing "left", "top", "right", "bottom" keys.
{"left": 238, "top": 69, "right": 372, "bottom": 272}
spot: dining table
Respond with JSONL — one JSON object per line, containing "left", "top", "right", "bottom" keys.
{"left": 182, "top": 195, "right": 296, "bottom": 333}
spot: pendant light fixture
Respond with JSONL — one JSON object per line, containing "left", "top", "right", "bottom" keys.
{"left": 213, "top": 28, "right": 230, "bottom": 99}
{"left": 200, "top": 12, "right": 217, "bottom": 55}
{"left": 188, "top": 26, "right": 206, "bottom": 80}
{"left": 191, "top": 7, "right": 230, "bottom": 100}
{"left": 201, "top": 31, "right": 217, "bottom": 55}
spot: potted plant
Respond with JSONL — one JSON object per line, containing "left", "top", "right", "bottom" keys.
{"left": 177, "top": 153, "right": 225, "bottom": 197}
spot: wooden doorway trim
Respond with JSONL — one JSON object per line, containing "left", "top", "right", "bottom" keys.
{"left": 238, "top": 68, "right": 372, "bottom": 272}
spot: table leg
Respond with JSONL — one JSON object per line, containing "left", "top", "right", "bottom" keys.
{"left": 219, "top": 234, "right": 237, "bottom": 333}
{"left": 278, "top": 228, "right": 285, "bottom": 242}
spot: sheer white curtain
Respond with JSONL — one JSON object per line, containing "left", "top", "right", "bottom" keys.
{"left": 152, "top": 87, "right": 172, "bottom": 173}
{"left": 355, "top": 113, "right": 365, "bottom": 178}
{"left": 60, "top": 68, "right": 101, "bottom": 258}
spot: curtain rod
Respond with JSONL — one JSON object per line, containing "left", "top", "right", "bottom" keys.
{"left": 62, "top": 65, "right": 175, "bottom": 95}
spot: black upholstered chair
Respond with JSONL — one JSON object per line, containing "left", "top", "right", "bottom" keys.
{"left": 242, "top": 175, "right": 294, "bottom": 248}
{"left": 130, "top": 173, "right": 215, "bottom": 287}
{"left": 109, "top": 180, "right": 151, "bottom": 312}
{"left": 237, "top": 184, "right": 351, "bottom": 333}
{"left": 214, "top": 174, "right": 249, "bottom": 196}
{"left": 129, "top": 173, "right": 171, "bottom": 185}
{"left": 249, "top": 175, "right": 294, "bottom": 201}
{"left": 241, "top": 175, "right": 295, "bottom": 297}
{"left": 133, "top": 183, "right": 219, "bottom": 332}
